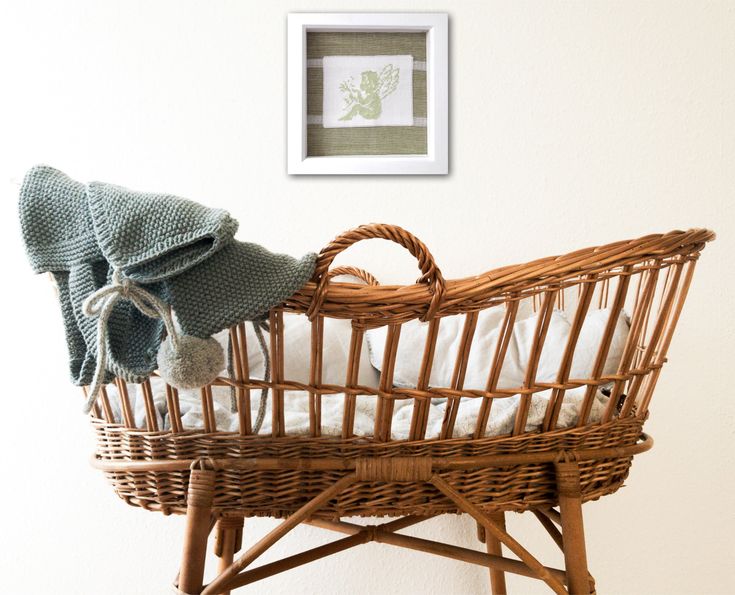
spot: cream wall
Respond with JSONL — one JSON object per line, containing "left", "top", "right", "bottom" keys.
{"left": 1, "top": 1, "right": 733, "bottom": 594}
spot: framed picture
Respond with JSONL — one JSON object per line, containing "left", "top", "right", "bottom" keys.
{"left": 287, "top": 12, "right": 449, "bottom": 175}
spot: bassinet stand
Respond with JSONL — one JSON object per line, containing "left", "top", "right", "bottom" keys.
{"left": 95, "top": 438, "right": 652, "bottom": 594}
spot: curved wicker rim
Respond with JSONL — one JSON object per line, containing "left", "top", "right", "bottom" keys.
{"left": 292, "top": 227, "right": 715, "bottom": 324}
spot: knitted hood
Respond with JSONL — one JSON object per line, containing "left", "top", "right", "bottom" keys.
{"left": 87, "top": 180, "right": 238, "bottom": 283}
{"left": 20, "top": 165, "right": 239, "bottom": 281}
{"left": 20, "top": 166, "right": 102, "bottom": 272}
{"left": 20, "top": 165, "right": 316, "bottom": 391}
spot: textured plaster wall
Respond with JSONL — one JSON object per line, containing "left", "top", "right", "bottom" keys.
{"left": 1, "top": 1, "right": 733, "bottom": 594}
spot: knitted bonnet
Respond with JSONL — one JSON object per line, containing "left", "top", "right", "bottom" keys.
{"left": 20, "top": 166, "right": 316, "bottom": 410}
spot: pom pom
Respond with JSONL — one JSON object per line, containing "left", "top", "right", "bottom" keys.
{"left": 157, "top": 334, "right": 224, "bottom": 389}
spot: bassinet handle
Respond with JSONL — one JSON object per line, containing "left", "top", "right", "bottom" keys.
{"left": 307, "top": 223, "right": 446, "bottom": 322}
{"left": 327, "top": 266, "right": 380, "bottom": 287}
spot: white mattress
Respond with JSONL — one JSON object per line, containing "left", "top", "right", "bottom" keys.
{"left": 100, "top": 303, "right": 624, "bottom": 439}
{"left": 102, "top": 380, "right": 612, "bottom": 440}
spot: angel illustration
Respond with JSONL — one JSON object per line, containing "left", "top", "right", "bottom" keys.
{"left": 338, "top": 64, "right": 400, "bottom": 121}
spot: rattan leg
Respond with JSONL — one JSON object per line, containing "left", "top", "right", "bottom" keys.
{"left": 179, "top": 464, "right": 216, "bottom": 595}
{"left": 214, "top": 516, "right": 244, "bottom": 595}
{"left": 430, "top": 475, "right": 566, "bottom": 594}
{"left": 555, "top": 460, "right": 591, "bottom": 595}
{"left": 202, "top": 473, "right": 358, "bottom": 595}
{"left": 486, "top": 511, "right": 507, "bottom": 594}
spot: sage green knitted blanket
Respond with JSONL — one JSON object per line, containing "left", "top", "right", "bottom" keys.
{"left": 20, "top": 165, "right": 316, "bottom": 387}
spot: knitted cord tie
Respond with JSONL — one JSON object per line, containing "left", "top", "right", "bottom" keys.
{"left": 81, "top": 269, "right": 179, "bottom": 413}
{"left": 251, "top": 321, "right": 270, "bottom": 434}
{"left": 227, "top": 320, "right": 269, "bottom": 435}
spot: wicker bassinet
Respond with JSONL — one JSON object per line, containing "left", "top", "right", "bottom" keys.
{"left": 86, "top": 224, "right": 714, "bottom": 594}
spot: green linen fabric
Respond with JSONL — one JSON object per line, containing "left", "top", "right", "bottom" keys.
{"left": 20, "top": 165, "right": 316, "bottom": 386}
{"left": 306, "top": 32, "right": 428, "bottom": 156}
{"left": 307, "top": 127, "right": 428, "bottom": 157}
{"left": 307, "top": 32, "right": 427, "bottom": 60}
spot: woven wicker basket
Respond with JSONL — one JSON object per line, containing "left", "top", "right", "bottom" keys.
{"left": 87, "top": 224, "right": 713, "bottom": 594}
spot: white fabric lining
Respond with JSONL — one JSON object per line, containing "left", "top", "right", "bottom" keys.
{"left": 102, "top": 381, "right": 612, "bottom": 441}
{"left": 366, "top": 307, "right": 630, "bottom": 392}
{"left": 98, "top": 307, "right": 626, "bottom": 440}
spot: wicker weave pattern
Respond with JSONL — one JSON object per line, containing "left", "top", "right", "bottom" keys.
{"left": 96, "top": 415, "right": 643, "bottom": 518}
{"left": 89, "top": 225, "right": 713, "bottom": 520}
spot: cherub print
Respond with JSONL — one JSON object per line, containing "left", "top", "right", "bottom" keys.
{"left": 338, "top": 64, "right": 400, "bottom": 121}
{"left": 322, "top": 55, "right": 414, "bottom": 128}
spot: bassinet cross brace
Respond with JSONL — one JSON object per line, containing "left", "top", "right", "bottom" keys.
{"left": 96, "top": 435, "right": 653, "bottom": 594}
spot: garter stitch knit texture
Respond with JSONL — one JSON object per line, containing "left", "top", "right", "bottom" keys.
{"left": 19, "top": 165, "right": 316, "bottom": 388}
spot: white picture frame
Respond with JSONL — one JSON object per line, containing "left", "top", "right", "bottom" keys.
{"left": 287, "top": 12, "right": 449, "bottom": 175}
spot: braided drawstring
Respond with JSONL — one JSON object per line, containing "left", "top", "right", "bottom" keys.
{"left": 81, "top": 269, "right": 177, "bottom": 413}
{"left": 227, "top": 320, "right": 270, "bottom": 435}
{"left": 251, "top": 321, "right": 270, "bottom": 434}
